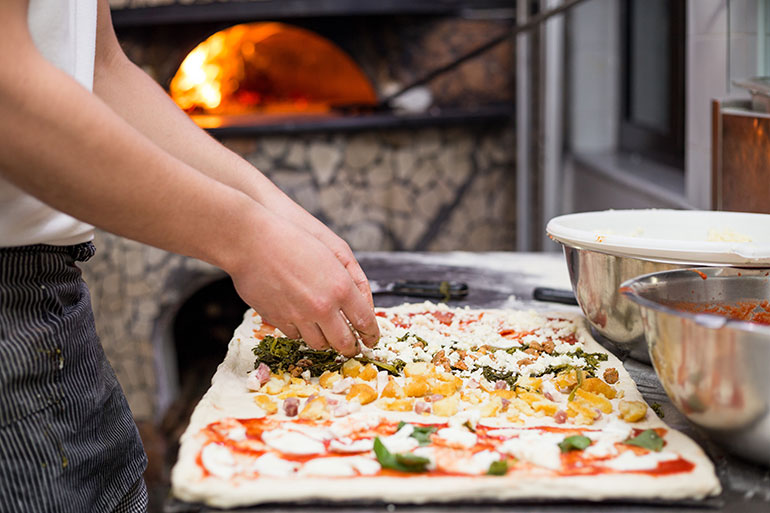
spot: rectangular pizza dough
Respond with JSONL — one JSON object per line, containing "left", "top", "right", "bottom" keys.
{"left": 171, "top": 303, "right": 721, "bottom": 508}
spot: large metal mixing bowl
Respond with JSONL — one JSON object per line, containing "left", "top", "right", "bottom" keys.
{"left": 622, "top": 267, "right": 770, "bottom": 466}
{"left": 561, "top": 245, "right": 688, "bottom": 362}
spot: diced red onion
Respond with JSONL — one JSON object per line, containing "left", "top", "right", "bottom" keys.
{"left": 415, "top": 402, "right": 431, "bottom": 414}
{"left": 500, "top": 398, "right": 511, "bottom": 410}
{"left": 283, "top": 397, "right": 299, "bottom": 417}
{"left": 495, "top": 380, "right": 508, "bottom": 390}
{"left": 426, "top": 394, "right": 444, "bottom": 403}
{"left": 544, "top": 391, "right": 555, "bottom": 402}
{"left": 554, "top": 410, "right": 567, "bottom": 424}
{"left": 255, "top": 363, "right": 271, "bottom": 385}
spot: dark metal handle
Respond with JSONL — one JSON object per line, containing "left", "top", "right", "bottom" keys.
{"left": 533, "top": 287, "right": 578, "bottom": 306}
{"left": 385, "top": 280, "right": 469, "bottom": 300}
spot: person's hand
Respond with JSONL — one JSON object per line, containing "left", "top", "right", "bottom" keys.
{"left": 226, "top": 212, "right": 379, "bottom": 356}
{"left": 301, "top": 220, "right": 375, "bottom": 310}
{"left": 256, "top": 190, "right": 375, "bottom": 310}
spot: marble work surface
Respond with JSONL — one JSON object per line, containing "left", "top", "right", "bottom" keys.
{"left": 166, "top": 251, "right": 770, "bottom": 513}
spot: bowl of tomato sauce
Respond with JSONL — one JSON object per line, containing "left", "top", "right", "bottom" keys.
{"left": 621, "top": 267, "right": 770, "bottom": 465}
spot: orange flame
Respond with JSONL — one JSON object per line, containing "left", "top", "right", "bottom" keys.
{"left": 170, "top": 22, "right": 377, "bottom": 118}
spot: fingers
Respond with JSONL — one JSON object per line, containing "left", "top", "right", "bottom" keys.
{"left": 295, "top": 322, "right": 330, "bottom": 351}
{"left": 342, "top": 292, "right": 381, "bottom": 349}
{"left": 316, "top": 310, "right": 359, "bottom": 357}
{"left": 344, "top": 258, "right": 374, "bottom": 310}
{"left": 280, "top": 323, "right": 301, "bottom": 340}
{"left": 325, "top": 236, "right": 375, "bottom": 310}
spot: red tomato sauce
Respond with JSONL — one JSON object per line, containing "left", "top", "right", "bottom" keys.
{"left": 668, "top": 299, "right": 770, "bottom": 326}
{"left": 197, "top": 418, "right": 696, "bottom": 480}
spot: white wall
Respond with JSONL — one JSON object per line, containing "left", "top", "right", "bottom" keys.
{"left": 686, "top": 0, "right": 729, "bottom": 209}
{"left": 567, "top": 0, "right": 620, "bottom": 153}
{"left": 564, "top": 0, "right": 761, "bottom": 213}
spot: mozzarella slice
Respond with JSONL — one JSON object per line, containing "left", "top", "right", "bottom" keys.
{"left": 435, "top": 427, "right": 477, "bottom": 448}
{"left": 251, "top": 453, "right": 299, "bottom": 477}
{"left": 300, "top": 458, "right": 357, "bottom": 477}
{"left": 261, "top": 429, "right": 326, "bottom": 455}
{"left": 500, "top": 431, "right": 564, "bottom": 470}
{"left": 201, "top": 443, "right": 238, "bottom": 479}
{"left": 329, "top": 438, "right": 374, "bottom": 453}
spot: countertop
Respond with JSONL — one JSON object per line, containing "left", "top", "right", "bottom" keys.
{"left": 166, "top": 251, "right": 770, "bottom": 513}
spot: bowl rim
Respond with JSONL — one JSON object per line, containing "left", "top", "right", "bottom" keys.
{"left": 555, "top": 239, "right": 745, "bottom": 267}
{"left": 620, "top": 267, "right": 770, "bottom": 335}
{"left": 547, "top": 209, "right": 770, "bottom": 266}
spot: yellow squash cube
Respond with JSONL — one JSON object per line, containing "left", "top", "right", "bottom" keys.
{"left": 254, "top": 394, "right": 278, "bottom": 415}
{"left": 618, "top": 400, "right": 647, "bottom": 422}
{"left": 346, "top": 383, "right": 378, "bottom": 405}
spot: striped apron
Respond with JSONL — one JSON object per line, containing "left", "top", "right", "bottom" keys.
{"left": 0, "top": 243, "right": 147, "bottom": 512}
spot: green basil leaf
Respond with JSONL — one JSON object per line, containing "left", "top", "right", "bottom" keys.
{"left": 373, "top": 437, "right": 396, "bottom": 467}
{"left": 624, "top": 429, "right": 664, "bottom": 452}
{"left": 487, "top": 460, "right": 509, "bottom": 476}
{"left": 558, "top": 434, "right": 592, "bottom": 453}
{"left": 395, "top": 453, "right": 430, "bottom": 469}
{"left": 395, "top": 422, "right": 437, "bottom": 446}
{"left": 373, "top": 437, "right": 430, "bottom": 473}
{"left": 411, "top": 425, "right": 438, "bottom": 446}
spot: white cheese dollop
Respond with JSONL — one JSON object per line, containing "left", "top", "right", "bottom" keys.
{"left": 485, "top": 428, "right": 521, "bottom": 439}
{"left": 435, "top": 427, "right": 477, "bottom": 449}
{"left": 261, "top": 429, "right": 326, "bottom": 455}
{"left": 329, "top": 413, "right": 383, "bottom": 439}
{"left": 297, "top": 456, "right": 381, "bottom": 477}
{"left": 348, "top": 456, "right": 381, "bottom": 476}
{"left": 583, "top": 420, "right": 632, "bottom": 458}
{"left": 200, "top": 443, "right": 238, "bottom": 479}
{"left": 300, "top": 457, "right": 357, "bottom": 477}
{"left": 329, "top": 438, "right": 374, "bottom": 453}
{"left": 500, "top": 431, "right": 564, "bottom": 470}
{"left": 251, "top": 453, "right": 299, "bottom": 477}
{"left": 283, "top": 423, "right": 334, "bottom": 441}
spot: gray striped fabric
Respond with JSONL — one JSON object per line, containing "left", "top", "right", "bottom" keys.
{"left": 0, "top": 243, "right": 147, "bottom": 513}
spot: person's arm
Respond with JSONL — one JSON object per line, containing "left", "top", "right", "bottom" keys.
{"left": 90, "top": 0, "right": 374, "bottom": 309}
{"left": 0, "top": 0, "right": 378, "bottom": 355}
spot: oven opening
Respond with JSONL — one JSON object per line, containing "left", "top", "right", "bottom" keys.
{"left": 169, "top": 22, "right": 377, "bottom": 128}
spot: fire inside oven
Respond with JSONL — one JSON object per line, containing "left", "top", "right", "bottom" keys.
{"left": 169, "top": 22, "right": 377, "bottom": 127}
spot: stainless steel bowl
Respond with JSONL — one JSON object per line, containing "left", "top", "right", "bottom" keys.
{"left": 622, "top": 267, "right": 770, "bottom": 466}
{"left": 562, "top": 245, "right": 689, "bottom": 361}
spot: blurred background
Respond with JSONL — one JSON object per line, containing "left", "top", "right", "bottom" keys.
{"left": 88, "top": 0, "right": 770, "bottom": 508}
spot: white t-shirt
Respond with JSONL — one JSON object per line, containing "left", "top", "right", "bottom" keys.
{"left": 0, "top": 0, "right": 97, "bottom": 247}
